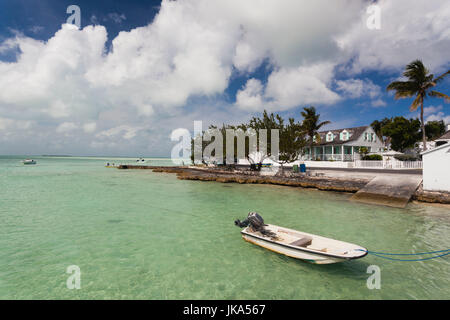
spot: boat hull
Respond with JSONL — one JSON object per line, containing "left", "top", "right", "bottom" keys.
{"left": 242, "top": 234, "right": 346, "bottom": 264}
{"left": 240, "top": 224, "right": 367, "bottom": 264}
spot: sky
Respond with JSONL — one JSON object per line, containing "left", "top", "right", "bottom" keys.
{"left": 0, "top": 0, "right": 449, "bottom": 157}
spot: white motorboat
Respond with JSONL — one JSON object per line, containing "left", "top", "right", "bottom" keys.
{"left": 22, "top": 159, "right": 37, "bottom": 165}
{"left": 235, "top": 213, "right": 367, "bottom": 264}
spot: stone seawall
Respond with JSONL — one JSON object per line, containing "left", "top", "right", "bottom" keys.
{"left": 117, "top": 165, "right": 450, "bottom": 205}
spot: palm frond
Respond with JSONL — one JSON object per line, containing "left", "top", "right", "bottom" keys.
{"left": 429, "top": 90, "right": 450, "bottom": 103}
{"left": 403, "top": 60, "right": 428, "bottom": 82}
{"left": 316, "top": 120, "right": 331, "bottom": 130}
{"left": 386, "top": 81, "right": 418, "bottom": 98}
{"left": 409, "top": 94, "right": 423, "bottom": 111}
{"left": 433, "top": 70, "right": 450, "bottom": 84}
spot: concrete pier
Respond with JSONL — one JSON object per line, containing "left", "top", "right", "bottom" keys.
{"left": 350, "top": 175, "right": 423, "bottom": 208}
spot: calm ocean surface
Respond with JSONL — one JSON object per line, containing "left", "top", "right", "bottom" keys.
{"left": 0, "top": 156, "right": 449, "bottom": 299}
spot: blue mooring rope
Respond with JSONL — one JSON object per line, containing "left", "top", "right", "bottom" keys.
{"left": 356, "top": 249, "right": 450, "bottom": 261}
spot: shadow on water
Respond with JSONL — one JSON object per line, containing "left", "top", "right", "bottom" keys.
{"left": 295, "top": 257, "right": 371, "bottom": 276}
{"left": 255, "top": 244, "right": 372, "bottom": 276}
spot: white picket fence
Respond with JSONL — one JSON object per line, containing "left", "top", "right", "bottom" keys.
{"left": 354, "top": 160, "right": 422, "bottom": 169}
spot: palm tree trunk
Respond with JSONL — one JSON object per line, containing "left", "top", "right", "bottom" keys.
{"left": 420, "top": 100, "right": 427, "bottom": 151}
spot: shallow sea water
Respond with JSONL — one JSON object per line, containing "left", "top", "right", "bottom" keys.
{"left": 0, "top": 156, "right": 449, "bottom": 299}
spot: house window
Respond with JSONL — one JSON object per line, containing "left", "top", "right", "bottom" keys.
{"left": 340, "top": 130, "right": 349, "bottom": 141}
{"left": 326, "top": 132, "right": 334, "bottom": 142}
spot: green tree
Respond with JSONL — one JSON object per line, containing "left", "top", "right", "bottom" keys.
{"left": 246, "top": 110, "right": 284, "bottom": 166}
{"left": 277, "top": 117, "right": 306, "bottom": 172}
{"left": 358, "top": 146, "right": 369, "bottom": 158}
{"left": 191, "top": 110, "right": 306, "bottom": 172}
{"left": 381, "top": 117, "right": 421, "bottom": 152}
{"left": 387, "top": 60, "right": 450, "bottom": 151}
{"left": 300, "top": 106, "right": 330, "bottom": 160}
{"left": 371, "top": 117, "right": 391, "bottom": 142}
{"left": 424, "top": 120, "right": 446, "bottom": 140}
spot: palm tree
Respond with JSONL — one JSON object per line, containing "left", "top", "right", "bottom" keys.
{"left": 300, "top": 106, "right": 330, "bottom": 160}
{"left": 387, "top": 60, "right": 450, "bottom": 151}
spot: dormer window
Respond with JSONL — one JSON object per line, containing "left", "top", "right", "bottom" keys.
{"left": 326, "top": 132, "right": 334, "bottom": 142}
{"left": 340, "top": 130, "right": 349, "bottom": 141}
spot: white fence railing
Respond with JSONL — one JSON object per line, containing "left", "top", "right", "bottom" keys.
{"left": 354, "top": 160, "right": 422, "bottom": 169}
{"left": 302, "top": 154, "right": 355, "bottom": 161}
{"left": 354, "top": 160, "right": 384, "bottom": 168}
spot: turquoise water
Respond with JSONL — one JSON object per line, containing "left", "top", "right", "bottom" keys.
{"left": 0, "top": 156, "right": 449, "bottom": 299}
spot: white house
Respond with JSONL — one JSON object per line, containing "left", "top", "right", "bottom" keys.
{"left": 434, "top": 126, "right": 450, "bottom": 147}
{"left": 302, "top": 126, "right": 385, "bottom": 161}
{"left": 422, "top": 143, "right": 450, "bottom": 192}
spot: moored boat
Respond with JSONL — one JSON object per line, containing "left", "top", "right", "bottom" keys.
{"left": 22, "top": 159, "right": 37, "bottom": 165}
{"left": 235, "top": 212, "right": 367, "bottom": 264}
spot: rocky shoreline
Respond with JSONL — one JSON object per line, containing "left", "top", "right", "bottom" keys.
{"left": 118, "top": 165, "right": 450, "bottom": 205}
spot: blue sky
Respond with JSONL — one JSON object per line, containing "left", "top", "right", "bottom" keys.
{"left": 0, "top": 0, "right": 449, "bottom": 156}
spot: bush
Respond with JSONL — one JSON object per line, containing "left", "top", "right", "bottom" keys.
{"left": 394, "top": 154, "right": 420, "bottom": 161}
{"left": 362, "top": 154, "right": 382, "bottom": 161}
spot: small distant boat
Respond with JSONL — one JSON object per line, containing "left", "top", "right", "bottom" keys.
{"left": 23, "top": 159, "right": 37, "bottom": 165}
{"left": 235, "top": 212, "right": 367, "bottom": 264}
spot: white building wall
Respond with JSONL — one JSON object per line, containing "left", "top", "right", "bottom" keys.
{"left": 422, "top": 144, "right": 450, "bottom": 192}
{"left": 348, "top": 127, "right": 385, "bottom": 152}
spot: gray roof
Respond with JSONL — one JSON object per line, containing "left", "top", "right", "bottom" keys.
{"left": 436, "top": 130, "right": 450, "bottom": 141}
{"left": 422, "top": 140, "right": 450, "bottom": 155}
{"left": 315, "top": 126, "right": 368, "bottom": 146}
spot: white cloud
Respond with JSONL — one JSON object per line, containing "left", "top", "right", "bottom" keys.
{"left": 336, "top": 0, "right": 450, "bottom": 74}
{"left": 0, "top": 0, "right": 448, "bottom": 155}
{"left": 424, "top": 105, "right": 443, "bottom": 116}
{"left": 95, "top": 125, "right": 142, "bottom": 140}
{"left": 0, "top": 117, "right": 33, "bottom": 131}
{"left": 56, "top": 122, "right": 78, "bottom": 133}
{"left": 335, "top": 78, "right": 381, "bottom": 99}
{"left": 235, "top": 79, "right": 264, "bottom": 111}
{"left": 426, "top": 111, "right": 450, "bottom": 124}
{"left": 107, "top": 13, "right": 127, "bottom": 24}
{"left": 236, "top": 63, "right": 341, "bottom": 111}
{"left": 29, "top": 26, "right": 44, "bottom": 34}
{"left": 335, "top": 78, "right": 387, "bottom": 107}
{"left": 371, "top": 99, "right": 387, "bottom": 107}
{"left": 83, "top": 122, "right": 97, "bottom": 133}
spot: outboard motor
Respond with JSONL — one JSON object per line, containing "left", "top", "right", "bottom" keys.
{"left": 234, "top": 212, "right": 277, "bottom": 238}
{"left": 235, "top": 212, "right": 264, "bottom": 228}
